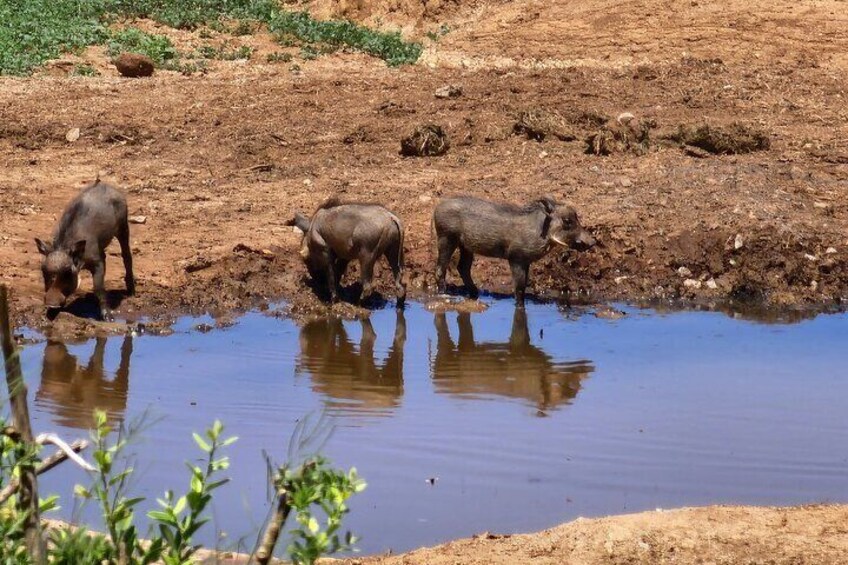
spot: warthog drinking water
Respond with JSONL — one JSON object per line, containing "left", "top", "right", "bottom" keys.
{"left": 433, "top": 196, "right": 595, "bottom": 305}
{"left": 287, "top": 198, "right": 406, "bottom": 306}
{"left": 34, "top": 181, "right": 135, "bottom": 320}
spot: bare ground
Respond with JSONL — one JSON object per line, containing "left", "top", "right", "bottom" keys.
{"left": 343, "top": 504, "right": 848, "bottom": 565}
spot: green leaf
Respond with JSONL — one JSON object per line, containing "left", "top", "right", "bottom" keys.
{"left": 173, "top": 495, "right": 187, "bottom": 515}
{"left": 192, "top": 432, "right": 211, "bottom": 452}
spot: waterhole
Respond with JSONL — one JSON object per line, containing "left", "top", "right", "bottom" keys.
{"left": 19, "top": 301, "right": 848, "bottom": 555}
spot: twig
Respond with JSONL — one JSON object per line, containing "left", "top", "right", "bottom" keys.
{"left": 0, "top": 439, "right": 89, "bottom": 505}
{"left": 0, "top": 285, "right": 46, "bottom": 563}
{"left": 35, "top": 434, "right": 95, "bottom": 472}
{"left": 254, "top": 487, "right": 292, "bottom": 565}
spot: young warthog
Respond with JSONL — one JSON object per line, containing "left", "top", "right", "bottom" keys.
{"left": 433, "top": 196, "right": 595, "bottom": 305}
{"left": 286, "top": 198, "right": 406, "bottom": 306}
{"left": 34, "top": 181, "right": 135, "bottom": 320}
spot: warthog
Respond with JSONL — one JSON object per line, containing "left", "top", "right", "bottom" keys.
{"left": 35, "top": 181, "right": 135, "bottom": 320}
{"left": 287, "top": 198, "right": 406, "bottom": 306}
{"left": 433, "top": 196, "right": 595, "bottom": 305}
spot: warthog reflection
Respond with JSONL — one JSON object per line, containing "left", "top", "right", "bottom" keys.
{"left": 36, "top": 336, "right": 132, "bottom": 429}
{"left": 432, "top": 308, "right": 593, "bottom": 411}
{"left": 296, "top": 311, "right": 406, "bottom": 415}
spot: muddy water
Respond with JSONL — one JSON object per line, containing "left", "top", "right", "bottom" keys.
{"left": 18, "top": 302, "right": 848, "bottom": 556}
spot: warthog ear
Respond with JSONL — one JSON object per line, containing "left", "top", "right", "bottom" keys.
{"left": 70, "top": 240, "right": 87, "bottom": 265}
{"left": 35, "top": 238, "right": 52, "bottom": 256}
{"left": 536, "top": 197, "right": 557, "bottom": 215}
{"left": 535, "top": 198, "right": 557, "bottom": 239}
{"left": 284, "top": 212, "right": 311, "bottom": 233}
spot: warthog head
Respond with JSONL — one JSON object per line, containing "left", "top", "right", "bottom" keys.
{"left": 35, "top": 238, "right": 86, "bottom": 309}
{"left": 538, "top": 199, "right": 597, "bottom": 251}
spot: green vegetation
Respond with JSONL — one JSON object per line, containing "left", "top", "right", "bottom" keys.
{"left": 0, "top": 0, "right": 421, "bottom": 75}
{"left": 267, "top": 11, "right": 422, "bottom": 67}
{"left": 0, "top": 409, "right": 364, "bottom": 563}
{"left": 72, "top": 63, "right": 100, "bottom": 76}
{"left": 107, "top": 27, "right": 177, "bottom": 66}
{"left": 196, "top": 43, "right": 253, "bottom": 60}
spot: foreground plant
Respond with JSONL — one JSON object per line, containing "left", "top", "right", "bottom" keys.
{"left": 148, "top": 420, "right": 237, "bottom": 565}
{"left": 75, "top": 410, "right": 160, "bottom": 564}
{"left": 255, "top": 413, "right": 366, "bottom": 565}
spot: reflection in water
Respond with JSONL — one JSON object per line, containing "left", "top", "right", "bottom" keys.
{"left": 296, "top": 311, "right": 406, "bottom": 416}
{"left": 432, "top": 308, "right": 593, "bottom": 411}
{"left": 36, "top": 336, "right": 132, "bottom": 429}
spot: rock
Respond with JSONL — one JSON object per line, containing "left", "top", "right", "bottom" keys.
{"left": 684, "top": 278, "right": 702, "bottom": 289}
{"left": 734, "top": 233, "right": 744, "bottom": 250}
{"left": 619, "top": 177, "right": 633, "bottom": 188}
{"left": 65, "top": 128, "right": 80, "bottom": 142}
{"left": 677, "top": 266, "right": 692, "bottom": 277}
{"left": 706, "top": 278, "right": 718, "bottom": 290}
{"left": 614, "top": 275, "right": 629, "bottom": 284}
{"left": 418, "top": 193, "right": 433, "bottom": 203}
{"left": 114, "top": 53, "right": 155, "bottom": 78}
{"left": 826, "top": 247, "right": 837, "bottom": 254}
{"left": 128, "top": 215, "right": 147, "bottom": 224}
{"left": 617, "top": 112, "right": 635, "bottom": 124}
{"left": 804, "top": 253, "right": 818, "bottom": 261}
{"left": 434, "top": 85, "right": 462, "bottom": 99}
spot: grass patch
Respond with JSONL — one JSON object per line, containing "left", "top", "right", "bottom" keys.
{"left": 107, "top": 27, "right": 177, "bottom": 65}
{"left": 0, "top": 0, "right": 422, "bottom": 75}
{"left": 268, "top": 11, "right": 422, "bottom": 67}
{"left": 73, "top": 63, "right": 100, "bottom": 76}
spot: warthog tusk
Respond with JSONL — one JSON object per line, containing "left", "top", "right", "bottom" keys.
{"left": 550, "top": 234, "right": 568, "bottom": 247}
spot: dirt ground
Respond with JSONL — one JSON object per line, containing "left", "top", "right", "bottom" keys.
{"left": 2, "top": 0, "right": 848, "bottom": 559}
{"left": 343, "top": 504, "right": 848, "bottom": 565}
{"left": 2, "top": 0, "right": 847, "bottom": 339}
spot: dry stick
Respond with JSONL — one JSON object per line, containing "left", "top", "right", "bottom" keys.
{"left": 254, "top": 487, "right": 292, "bottom": 565}
{"left": 0, "top": 285, "right": 46, "bottom": 563}
{"left": 0, "top": 439, "right": 90, "bottom": 505}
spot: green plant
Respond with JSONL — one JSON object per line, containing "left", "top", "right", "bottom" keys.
{"left": 283, "top": 457, "right": 365, "bottom": 564}
{"left": 107, "top": 27, "right": 177, "bottom": 66}
{"left": 75, "top": 410, "right": 161, "bottom": 564}
{"left": 198, "top": 43, "right": 253, "bottom": 60}
{"left": 148, "top": 420, "right": 236, "bottom": 565}
{"left": 48, "top": 525, "right": 112, "bottom": 564}
{"left": 266, "top": 51, "right": 292, "bottom": 63}
{"left": 267, "top": 10, "right": 422, "bottom": 67}
{"left": 72, "top": 63, "right": 99, "bottom": 76}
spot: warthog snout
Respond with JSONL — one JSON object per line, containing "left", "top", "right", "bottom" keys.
{"left": 44, "top": 287, "right": 67, "bottom": 309}
{"left": 573, "top": 229, "right": 597, "bottom": 250}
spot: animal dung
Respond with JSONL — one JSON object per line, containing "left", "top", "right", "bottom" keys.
{"left": 513, "top": 108, "right": 576, "bottom": 141}
{"left": 400, "top": 124, "right": 450, "bottom": 157}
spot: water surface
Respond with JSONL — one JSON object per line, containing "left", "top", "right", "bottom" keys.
{"left": 19, "top": 301, "right": 848, "bottom": 555}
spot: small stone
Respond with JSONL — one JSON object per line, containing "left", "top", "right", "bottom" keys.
{"left": 65, "top": 128, "right": 80, "bottom": 142}
{"left": 706, "top": 278, "right": 718, "bottom": 290}
{"left": 128, "top": 215, "right": 147, "bottom": 224}
{"left": 810, "top": 280, "right": 818, "bottom": 291}
{"left": 434, "top": 85, "right": 462, "bottom": 99}
{"left": 826, "top": 247, "right": 837, "bottom": 254}
{"left": 303, "top": 178, "right": 312, "bottom": 186}
{"left": 114, "top": 53, "right": 155, "bottom": 78}
{"left": 617, "top": 112, "right": 635, "bottom": 124}
{"left": 734, "top": 234, "right": 744, "bottom": 250}
{"left": 677, "top": 266, "right": 692, "bottom": 277}
{"left": 684, "top": 278, "right": 702, "bottom": 289}
{"left": 729, "top": 258, "right": 738, "bottom": 266}
{"left": 418, "top": 193, "right": 433, "bottom": 203}
{"left": 804, "top": 253, "right": 818, "bottom": 261}
{"left": 619, "top": 177, "right": 633, "bottom": 188}
{"left": 614, "top": 275, "right": 629, "bottom": 284}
